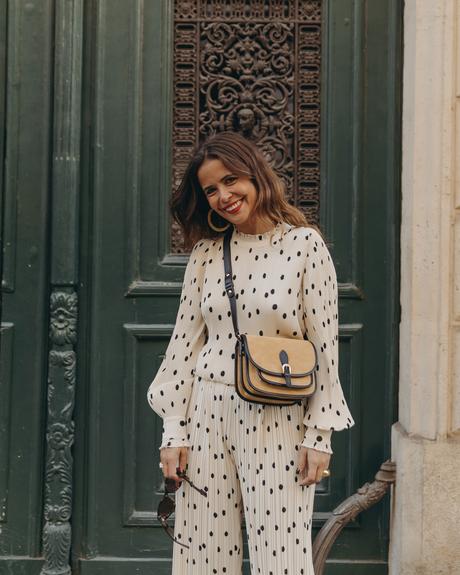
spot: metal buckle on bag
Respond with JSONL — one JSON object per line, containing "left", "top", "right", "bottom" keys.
{"left": 281, "top": 362, "right": 293, "bottom": 388}
{"left": 282, "top": 363, "right": 291, "bottom": 374}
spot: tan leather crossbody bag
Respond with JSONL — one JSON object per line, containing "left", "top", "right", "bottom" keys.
{"left": 223, "top": 227, "right": 318, "bottom": 406}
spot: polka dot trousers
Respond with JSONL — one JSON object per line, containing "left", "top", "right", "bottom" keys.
{"left": 172, "top": 375, "right": 316, "bottom": 574}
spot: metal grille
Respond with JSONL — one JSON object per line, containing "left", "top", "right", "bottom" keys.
{"left": 172, "top": 0, "right": 322, "bottom": 251}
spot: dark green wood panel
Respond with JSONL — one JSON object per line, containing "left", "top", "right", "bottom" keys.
{"left": 319, "top": 0, "right": 402, "bottom": 568}
{"left": 0, "top": 0, "right": 5, "bottom": 262}
{"left": 74, "top": 0, "right": 175, "bottom": 564}
{"left": 0, "top": 323, "right": 13, "bottom": 525}
{"left": 0, "top": 0, "right": 53, "bottom": 565}
{"left": 0, "top": 0, "right": 9, "bottom": 532}
{"left": 0, "top": 558, "right": 45, "bottom": 575}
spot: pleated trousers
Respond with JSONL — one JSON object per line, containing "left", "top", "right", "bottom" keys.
{"left": 171, "top": 375, "right": 316, "bottom": 575}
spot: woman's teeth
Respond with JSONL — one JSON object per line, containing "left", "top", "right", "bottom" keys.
{"left": 224, "top": 199, "right": 243, "bottom": 213}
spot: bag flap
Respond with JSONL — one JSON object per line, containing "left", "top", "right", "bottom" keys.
{"left": 241, "top": 334, "right": 317, "bottom": 376}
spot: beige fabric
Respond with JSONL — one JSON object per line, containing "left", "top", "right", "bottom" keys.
{"left": 147, "top": 224, "right": 354, "bottom": 454}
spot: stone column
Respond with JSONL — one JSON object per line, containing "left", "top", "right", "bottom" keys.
{"left": 389, "top": 1, "right": 460, "bottom": 573}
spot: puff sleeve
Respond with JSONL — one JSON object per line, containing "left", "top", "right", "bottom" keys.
{"left": 146, "top": 239, "right": 208, "bottom": 450}
{"left": 299, "top": 228, "right": 355, "bottom": 454}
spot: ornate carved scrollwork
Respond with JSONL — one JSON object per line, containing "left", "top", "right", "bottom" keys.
{"left": 172, "top": 0, "right": 322, "bottom": 252}
{"left": 42, "top": 296, "right": 77, "bottom": 575}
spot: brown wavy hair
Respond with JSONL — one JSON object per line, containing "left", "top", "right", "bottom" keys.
{"left": 170, "top": 131, "right": 324, "bottom": 249}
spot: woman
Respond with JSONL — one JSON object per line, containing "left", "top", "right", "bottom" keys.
{"left": 147, "top": 131, "right": 354, "bottom": 574}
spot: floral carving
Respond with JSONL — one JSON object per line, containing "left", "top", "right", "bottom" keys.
{"left": 43, "top": 322, "right": 77, "bottom": 574}
{"left": 48, "top": 422, "right": 74, "bottom": 450}
{"left": 50, "top": 291, "right": 78, "bottom": 345}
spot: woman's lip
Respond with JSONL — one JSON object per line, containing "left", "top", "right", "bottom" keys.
{"left": 221, "top": 199, "right": 243, "bottom": 214}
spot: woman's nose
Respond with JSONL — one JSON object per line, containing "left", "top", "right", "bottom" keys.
{"left": 218, "top": 188, "right": 233, "bottom": 203}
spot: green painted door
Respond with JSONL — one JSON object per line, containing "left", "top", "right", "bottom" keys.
{"left": 0, "top": 2, "right": 52, "bottom": 573}
{"left": 74, "top": 1, "right": 401, "bottom": 573}
{"left": 0, "top": 1, "right": 401, "bottom": 574}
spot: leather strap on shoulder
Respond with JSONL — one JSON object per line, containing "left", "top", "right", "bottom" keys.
{"left": 223, "top": 226, "right": 241, "bottom": 340}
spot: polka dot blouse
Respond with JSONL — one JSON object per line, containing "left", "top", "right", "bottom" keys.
{"left": 147, "top": 222, "right": 355, "bottom": 454}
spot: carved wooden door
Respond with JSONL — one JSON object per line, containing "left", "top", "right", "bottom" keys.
{"left": 72, "top": 1, "right": 402, "bottom": 573}
{"left": 0, "top": 1, "right": 401, "bottom": 574}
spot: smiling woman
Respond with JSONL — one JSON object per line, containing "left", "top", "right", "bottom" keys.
{"left": 170, "top": 131, "right": 323, "bottom": 249}
{"left": 148, "top": 131, "right": 355, "bottom": 574}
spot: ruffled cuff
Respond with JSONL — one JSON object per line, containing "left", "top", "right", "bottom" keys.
{"left": 300, "top": 427, "right": 333, "bottom": 454}
{"left": 159, "top": 416, "right": 191, "bottom": 450}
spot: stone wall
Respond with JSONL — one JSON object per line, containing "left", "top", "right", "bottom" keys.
{"left": 389, "top": 1, "right": 460, "bottom": 573}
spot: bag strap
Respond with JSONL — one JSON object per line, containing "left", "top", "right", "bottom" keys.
{"left": 223, "top": 226, "right": 241, "bottom": 340}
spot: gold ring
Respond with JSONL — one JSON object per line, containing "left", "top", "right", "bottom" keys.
{"left": 322, "top": 469, "right": 331, "bottom": 477}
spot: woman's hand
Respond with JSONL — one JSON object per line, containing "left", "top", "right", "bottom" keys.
{"left": 160, "top": 446, "right": 189, "bottom": 488}
{"left": 297, "top": 446, "right": 331, "bottom": 486}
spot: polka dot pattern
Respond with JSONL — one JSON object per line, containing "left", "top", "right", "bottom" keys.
{"left": 147, "top": 223, "right": 355, "bottom": 453}
{"left": 171, "top": 377, "right": 317, "bottom": 574}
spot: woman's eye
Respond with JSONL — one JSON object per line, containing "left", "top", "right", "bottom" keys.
{"left": 226, "top": 176, "right": 237, "bottom": 184}
{"left": 205, "top": 188, "right": 216, "bottom": 195}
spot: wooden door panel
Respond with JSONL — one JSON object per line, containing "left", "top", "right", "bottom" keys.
{"left": 0, "top": 1, "right": 53, "bottom": 571}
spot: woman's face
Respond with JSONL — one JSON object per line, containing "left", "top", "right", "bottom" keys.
{"left": 197, "top": 158, "right": 258, "bottom": 228}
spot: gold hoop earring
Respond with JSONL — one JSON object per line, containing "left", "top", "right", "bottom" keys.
{"left": 207, "top": 209, "right": 230, "bottom": 232}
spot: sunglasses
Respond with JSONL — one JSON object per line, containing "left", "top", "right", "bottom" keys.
{"left": 157, "top": 468, "right": 207, "bottom": 548}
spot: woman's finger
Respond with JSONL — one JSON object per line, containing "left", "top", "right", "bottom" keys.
{"left": 299, "top": 454, "right": 318, "bottom": 486}
{"left": 296, "top": 446, "right": 308, "bottom": 475}
{"left": 161, "top": 448, "right": 182, "bottom": 483}
{"left": 168, "top": 458, "right": 181, "bottom": 482}
{"left": 159, "top": 452, "right": 168, "bottom": 479}
{"left": 315, "top": 465, "right": 326, "bottom": 484}
{"left": 179, "top": 448, "right": 188, "bottom": 474}
{"left": 299, "top": 467, "right": 317, "bottom": 486}
{"left": 297, "top": 448, "right": 312, "bottom": 486}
